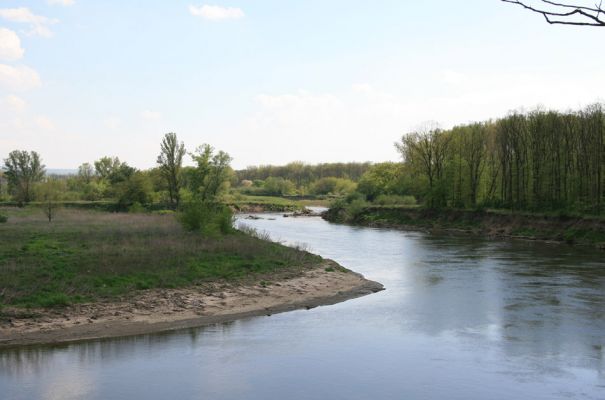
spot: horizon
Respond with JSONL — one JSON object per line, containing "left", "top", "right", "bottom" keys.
{"left": 1, "top": 1, "right": 604, "bottom": 170}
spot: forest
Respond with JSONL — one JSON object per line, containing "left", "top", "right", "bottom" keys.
{"left": 338, "top": 103, "right": 605, "bottom": 215}
{"left": 2, "top": 104, "right": 604, "bottom": 218}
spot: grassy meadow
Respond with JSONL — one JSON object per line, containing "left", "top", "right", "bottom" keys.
{"left": 0, "top": 207, "right": 321, "bottom": 310}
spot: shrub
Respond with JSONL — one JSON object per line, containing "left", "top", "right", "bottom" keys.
{"left": 128, "top": 202, "right": 146, "bottom": 213}
{"left": 0, "top": 214, "right": 7, "bottom": 223}
{"left": 374, "top": 194, "right": 416, "bottom": 206}
{"left": 178, "top": 201, "right": 235, "bottom": 235}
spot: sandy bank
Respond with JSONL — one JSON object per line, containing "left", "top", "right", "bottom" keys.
{"left": 0, "top": 262, "right": 383, "bottom": 348}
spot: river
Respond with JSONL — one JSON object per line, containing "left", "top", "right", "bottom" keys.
{"left": 1, "top": 212, "right": 604, "bottom": 399}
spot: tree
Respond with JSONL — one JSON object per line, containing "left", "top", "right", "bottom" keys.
{"left": 38, "top": 178, "right": 63, "bottom": 222}
{"left": 396, "top": 125, "right": 452, "bottom": 207}
{"left": 502, "top": 1, "right": 605, "bottom": 26}
{"left": 157, "top": 132, "right": 186, "bottom": 208}
{"left": 94, "top": 156, "right": 121, "bottom": 180}
{"left": 3, "top": 150, "right": 46, "bottom": 205}
{"left": 77, "top": 163, "right": 95, "bottom": 184}
{"left": 189, "top": 144, "right": 233, "bottom": 202}
{"left": 459, "top": 123, "right": 488, "bottom": 206}
{"left": 115, "top": 171, "right": 152, "bottom": 207}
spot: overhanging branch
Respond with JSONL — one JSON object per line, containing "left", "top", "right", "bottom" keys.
{"left": 502, "top": 0, "right": 605, "bottom": 26}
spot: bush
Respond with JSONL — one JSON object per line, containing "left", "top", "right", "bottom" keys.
{"left": 0, "top": 214, "right": 7, "bottom": 223}
{"left": 178, "top": 201, "right": 234, "bottom": 235}
{"left": 374, "top": 194, "right": 416, "bottom": 206}
{"left": 128, "top": 202, "right": 146, "bottom": 213}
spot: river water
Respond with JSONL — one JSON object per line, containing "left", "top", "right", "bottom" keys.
{"left": 2, "top": 213, "right": 605, "bottom": 399}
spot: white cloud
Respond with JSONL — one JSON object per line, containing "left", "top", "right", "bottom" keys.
{"left": 47, "top": 0, "right": 75, "bottom": 6}
{"left": 0, "top": 28, "right": 24, "bottom": 61}
{"left": 0, "top": 7, "right": 58, "bottom": 38}
{"left": 140, "top": 110, "right": 161, "bottom": 120}
{"left": 189, "top": 5, "right": 244, "bottom": 20}
{"left": 3, "top": 94, "right": 27, "bottom": 112}
{"left": 0, "top": 64, "right": 41, "bottom": 91}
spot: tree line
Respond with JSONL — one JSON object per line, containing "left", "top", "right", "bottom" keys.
{"left": 382, "top": 104, "right": 604, "bottom": 214}
{"left": 1, "top": 133, "right": 235, "bottom": 231}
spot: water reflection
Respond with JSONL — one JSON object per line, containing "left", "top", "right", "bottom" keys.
{"left": 2, "top": 214, "right": 605, "bottom": 399}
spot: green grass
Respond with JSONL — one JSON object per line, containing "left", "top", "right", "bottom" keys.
{"left": 0, "top": 207, "right": 321, "bottom": 309}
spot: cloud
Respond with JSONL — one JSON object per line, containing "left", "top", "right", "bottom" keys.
{"left": 3, "top": 94, "right": 27, "bottom": 112}
{"left": 189, "top": 5, "right": 244, "bottom": 20}
{"left": 140, "top": 110, "right": 161, "bottom": 120}
{"left": 47, "top": 0, "right": 75, "bottom": 6}
{"left": 0, "top": 28, "right": 24, "bottom": 61}
{"left": 0, "top": 7, "right": 58, "bottom": 38}
{"left": 0, "top": 64, "right": 41, "bottom": 91}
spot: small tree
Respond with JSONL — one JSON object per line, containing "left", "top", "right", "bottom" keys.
{"left": 179, "top": 144, "right": 234, "bottom": 234}
{"left": 157, "top": 132, "right": 186, "bottom": 208}
{"left": 38, "top": 178, "right": 63, "bottom": 222}
{"left": 77, "top": 162, "right": 95, "bottom": 184}
{"left": 3, "top": 150, "right": 46, "bottom": 205}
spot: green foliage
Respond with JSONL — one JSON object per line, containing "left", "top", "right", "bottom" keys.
{"left": 115, "top": 172, "right": 152, "bottom": 206}
{"left": 3, "top": 150, "right": 46, "bottom": 205}
{"left": 157, "top": 132, "right": 186, "bottom": 207}
{"left": 374, "top": 194, "right": 417, "bottom": 206}
{"left": 178, "top": 201, "right": 234, "bottom": 235}
{"left": 128, "top": 202, "right": 146, "bottom": 213}
{"left": 262, "top": 177, "right": 296, "bottom": 196}
{"left": 310, "top": 177, "right": 357, "bottom": 196}
{"left": 36, "top": 177, "right": 65, "bottom": 222}
{"left": 0, "top": 214, "right": 7, "bottom": 223}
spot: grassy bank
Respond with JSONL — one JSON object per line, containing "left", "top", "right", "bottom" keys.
{"left": 324, "top": 205, "right": 605, "bottom": 248}
{"left": 0, "top": 207, "right": 322, "bottom": 310}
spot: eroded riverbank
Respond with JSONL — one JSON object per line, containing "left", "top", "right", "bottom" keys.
{"left": 0, "top": 262, "right": 383, "bottom": 348}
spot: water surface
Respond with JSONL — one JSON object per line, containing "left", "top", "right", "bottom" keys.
{"left": 2, "top": 213, "right": 604, "bottom": 399}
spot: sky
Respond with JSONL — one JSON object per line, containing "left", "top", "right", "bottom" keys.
{"left": 0, "top": 0, "right": 604, "bottom": 170}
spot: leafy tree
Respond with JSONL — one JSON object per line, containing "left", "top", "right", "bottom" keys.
{"left": 189, "top": 144, "right": 233, "bottom": 202}
{"left": 94, "top": 156, "right": 122, "bottom": 180}
{"left": 77, "top": 163, "right": 95, "bottom": 184}
{"left": 3, "top": 150, "right": 46, "bottom": 205}
{"left": 157, "top": 132, "right": 186, "bottom": 208}
{"left": 37, "top": 178, "right": 64, "bottom": 222}
{"left": 115, "top": 172, "right": 152, "bottom": 207}
{"left": 396, "top": 125, "right": 452, "bottom": 208}
{"left": 311, "top": 177, "right": 357, "bottom": 196}
{"left": 262, "top": 177, "right": 296, "bottom": 196}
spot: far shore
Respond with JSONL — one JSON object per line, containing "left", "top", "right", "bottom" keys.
{"left": 0, "top": 262, "right": 383, "bottom": 348}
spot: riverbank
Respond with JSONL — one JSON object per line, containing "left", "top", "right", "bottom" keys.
{"left": 0, "top": 262, "right": 382, "bottom": 348}
{"left": 323, "top": 206, "right": 605, "bottom": 248}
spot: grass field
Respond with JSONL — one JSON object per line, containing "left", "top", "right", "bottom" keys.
{"left": 0, "top": 207, "right": 321, "bottom": 309}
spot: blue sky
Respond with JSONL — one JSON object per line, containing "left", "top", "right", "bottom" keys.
{"left": 1, "top": 0, "right": 604, "bottom": 169}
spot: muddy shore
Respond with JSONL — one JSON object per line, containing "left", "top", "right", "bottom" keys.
{"left": 0, "top": 262, "right": 383, "bottom": 348}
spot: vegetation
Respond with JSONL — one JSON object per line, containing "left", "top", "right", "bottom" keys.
{"left": 334, "top": 104, "right": 605, "bottom": 217}
{"left": 0, "top": 208, "right": 321, "bottom": 309}
{"left": 3, "top": 150, "right": 45, "bottom": 206}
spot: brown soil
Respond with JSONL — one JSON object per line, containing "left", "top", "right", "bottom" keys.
{"left": 0, "top": 262, "right": 383, "bottom": 348}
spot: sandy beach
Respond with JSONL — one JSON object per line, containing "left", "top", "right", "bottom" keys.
{"left": 0, "top": 261, "right": 383, "bottom": 348}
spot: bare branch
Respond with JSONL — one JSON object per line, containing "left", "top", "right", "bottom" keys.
{"left": 502, "top": 0, "right": 605, "bottom": 26}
